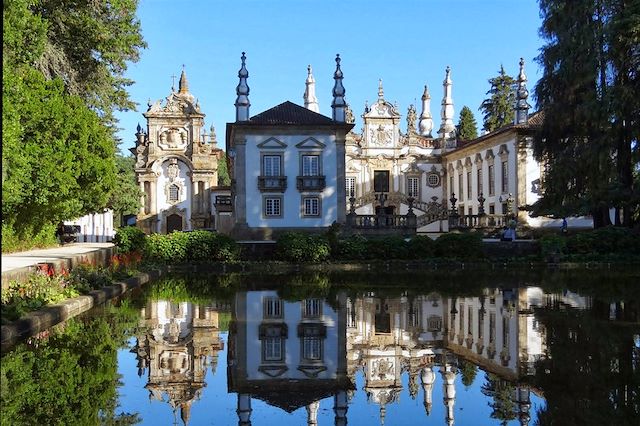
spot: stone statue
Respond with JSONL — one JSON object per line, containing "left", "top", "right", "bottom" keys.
{"left": 407, "top": 104, "right": 417, "bottom": 134}
{"left": 345, "top": 104, "right": 355, "bottom": 124}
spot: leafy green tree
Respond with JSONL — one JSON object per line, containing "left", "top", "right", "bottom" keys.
{"left": 31, "top": 0, "right": 146, "bottom": 125}
{"left": 217, "top": 152, "right": 231, "bottom": 186}
{"left": 481, "top": 373, "right": 517, "bottom": 425}
{"left": 2, "top": 67, "right": 116, "bottom": 233}
{"left": 479, "top": 65, "right": 516, "bottom": 132}
{"left": 456, "top": 106, "right": 479, "bottom": 140}
{"left": 533, "top": 0, "right": 638, "bottom": 228}
{"left": 459, "top": 359, "right": 478, "bottom": 387}
{"left": 108, "top": 154, "right": 142, "bottom": 225}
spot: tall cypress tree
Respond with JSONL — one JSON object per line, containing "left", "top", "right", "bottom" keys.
{"left": 533, "top": 0, "right": 638, "bottom": 227}
{"left": 457, "top": 105, "right": 479, "bottom": 140}
{"left": 479, "top": 65, "right": 516, "bottom": 132}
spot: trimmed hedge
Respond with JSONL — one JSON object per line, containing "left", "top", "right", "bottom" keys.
{"left": 142, "top": 230, "right": 240, "bottom": 262}
{"left": 433, "top": 232, "right": 484, "bottom": 259}
{"left": 113, "top": 226, "right": 146, "bottom": 253}
{"left": 275, "top": 232, "right": 330, "bottom": 262}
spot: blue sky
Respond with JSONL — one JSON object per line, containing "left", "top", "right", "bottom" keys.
{"left": 115, "top": 0, "right": 544, "bottom": 152}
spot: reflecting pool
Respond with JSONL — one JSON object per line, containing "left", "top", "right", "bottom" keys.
{"left": 2, "top": 270, "right": 639, "bottom": 425}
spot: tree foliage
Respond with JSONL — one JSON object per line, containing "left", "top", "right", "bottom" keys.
{"left": 108, "top": 154, "right": 142, "bottom": 219}
{"left": 2, "top": 0, "right": 145, "bottom": 245}
{"left": 217, "top": 152, "right": 231, "bottom": 186}
{"left": 479, "top": 65, "right": 516, "bottom": 132}
{"left": 457, "top": 105, "right": 479, "bottom": 140}
{"left": 533, "top": 0, "right": 639, "bottom": 227}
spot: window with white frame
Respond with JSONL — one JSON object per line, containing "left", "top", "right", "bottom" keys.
{"left": 263, "top": 336, "right": 283, "bottom": 361}
{"left": 477, "top": 168, "right": 483, "bottom": 195}
{"left": 407, "top": 176, "right": 419, "bottom": 198}
{"left": 466, "top": 171, "right": 472, "bottom": 200}
{"left": 458, "top": 174, "right": 464, "bottom": 201}
{"left": 263, "top": 155, "right": 281, "bottom": 176}
{"left": 501, "top": 161, "right": 508, "bottom": 193}
{"left": 427, "top": 172, "right": 440, "bottom": 187}
{"left": 303, "top": 197, "right": 320, "bottom": 217}
{"left": 264, "top": 197, "right": 282, "bottom": 217}
{"left": 302, "top": 155, "right": 320, "bottom": 176}
{"left": 263, "top": 297, "right": 283, "bottom": 319}
{"left": 169, "top": 184, "right": 179, "bottom": 202}
{"left": 302, "top": 337, "right": 322, "bottom": 361}
{"left": 346, "top": 176, "right": 356, "bottom": 198}
{"left": 488, "top": 164, "right": 495, "bottom": 195}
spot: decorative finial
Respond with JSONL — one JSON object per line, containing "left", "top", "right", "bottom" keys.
{"left": 136, "top": 123, "right": 142, "bottom": 134}
{"left": 515, "top": 57, "right": 530, "bottom": 124}
{"left": 235, "top": 52, "right": 250, "bottom": 121}
{"left": 304, "top": 64, "right": 319, "bottom": 112}
{"left": 422, "top": 85, "right": 430, "bottom": 100}
{"left": 147, "top": 98, "right": 152, "bottom": 108}
{"left": 171, "top": 73, "right": 177, "bottom": 92}
{"left": 439, "top": 66, "right": 455, "bottom": 139}
{"left": 179, "top": 67, "right": 189, "bottom": 94}
{"left": 332, "top": 53, "right": 346, "bottom": 122}
{"left": 378, "top": 79, "right": 384, "bottom": 100}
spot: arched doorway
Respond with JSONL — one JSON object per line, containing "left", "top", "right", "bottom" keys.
{"left": 166, "top": 214, "right": 182, "bottom": 233}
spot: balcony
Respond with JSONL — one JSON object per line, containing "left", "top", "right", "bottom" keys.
{"left": 258, "top": 176, "right": 287, "bottom": 192}
{"left": 296, "top": 175, "right": 326, "bottom": 191}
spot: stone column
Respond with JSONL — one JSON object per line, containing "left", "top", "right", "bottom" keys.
{"left": 139, "top": 180, "right": 146, "bottom": 215}
{"left": 192, "top": 179, "right": 201, "bottom": 214}
{"left": 150, "top": 179, "right": 157, "bottom": 215}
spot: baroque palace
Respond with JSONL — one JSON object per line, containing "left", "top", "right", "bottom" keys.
{"left": 133, "top": 54, "right": 551, "bottom": 238}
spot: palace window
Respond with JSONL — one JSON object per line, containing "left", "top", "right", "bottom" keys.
{"left": 407, "top": 177, "right": 419, "bottom": 198}
{"left": 489, "top": 312, "right": 496, "bottom": 343}
{"left": 263, "top": 197, "right": 282, "bottom": 218}
{"left": 302, "top": 197, "right": 320, "bottom": 217}
{"left": 263, "top": 336, "right": 283, "bottom": 362}
{"left": 489, "top": 204, "right": 495, "bottom": 214}
{"left": 169, "top": 184, "right": 180, "bottom": 202}
{"left": 501, "top": 161, "right": 509, "bottom": 193}
{"left": 302, "top": 337, "right": 322, "bottom": 361}
{"left": 468, "top": 306, "right": 473, "bottom": 334}
{"left": 427, "top": 172, "right": 440, "bottom": 187}
{"left": 303, "top": 299, "right": 322, "bottom": 318}
{"left": 458, "top": 174, "right": 464, "bottom": 201}
{"left": 427, "top": 315, "right": 442, "bottom": 332}
{"left": 467, "top": 171, "right": 472, "bottom": 200}
{"left": 449, "top": 176, "right": 454, "bottom": 198}
{"left": 263, "top": 155, "right": 281, "bottom": 176}
{"left": 488, "top": 165, "right": 495, "bottom": 195}
{"left": 302, "top": 155, "right": 320, "bottom": 176}
{"left": 263, "top": 297, "right": 283, "bottom": 319}
{"left": 346, "top": 176, "right": 356, "bottom": 198}
{"left": 477, "top": 169, "right": 483, "bottom": 195}
{"left": 374, "top": 170, "right": 390, "bottom": 193}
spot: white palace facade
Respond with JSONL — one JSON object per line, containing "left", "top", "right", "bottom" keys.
{"left": 136, "top": 54, "right": 576, "bottom": 236}
{"left": 221, "top": 53, "right": 555, "bottom": 239}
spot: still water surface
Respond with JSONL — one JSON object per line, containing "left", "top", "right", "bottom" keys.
{"left": 2, "top": 270, "right": 639, "bottom": 426}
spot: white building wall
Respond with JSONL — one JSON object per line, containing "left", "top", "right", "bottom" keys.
{"left": 155, "top": 159, "right": 192, "bottom": 232}
{"left": 244, "top": 291, "right": 339, "bottom": 381}
{"left": 244, "top": 134, "right": 338, "bottom": 228}
{"left": 64, "top": 209, "right": 114, "bottom": 242}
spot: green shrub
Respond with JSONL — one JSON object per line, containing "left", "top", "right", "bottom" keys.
{"left": 566, "top": 226, "right": 640, "bottom": 255}
{"left": 337, "top": 234, "right": 369, "bottom": 259}
{"left": 276, "top": 232, "right": 330, "bottom": 262}
{"left": 365, "top": 236, "right": 409, "bottom": 259}
{"left": 1, "top": 271, "right": 79, "bottom": 323}
{"left": 433, "top": 232, "right": 483, "bottom": 259}
{"left": 69, "top": 264, "right": 113, "bottom": 293}
{"left": 1, "top": 222, "right": 58, "bottom": 253}
{"left": 144, "top": 231, "right": 240, "bottom": 262}
{"left": 112, "top": 226, "right": 146, "bottom": 253}
{"left": 540, "top": 235, "right": 567, "bottom": 259}
{"left": 407, "top": 235, "right": 435, "bottom": 259}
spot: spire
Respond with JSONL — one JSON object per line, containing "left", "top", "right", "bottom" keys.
{"left": 378, "top": 79, "right": 384, "bottom": 101}
{"left": 419, "top": 85, "right": 434, "bottom": 137}
{"left": 441, "top": 365, "right": 457, "bottom": 426}
{"left": 178, "top": 66, "right": 189, "bottom": 94}
{"left": 304, "top": 65, "right": 319, "bottom": 113}
{"left": 331, "top": 54, "right": 346, "bottom": 122}
{"left": 438, "top": 66, "right": 455, "bottom": 139}
{"left": 306, "top": 401, "right": 319, "bottom": 426}
{"left": 421, "top": 366, "right": 436, "bottom": 416}
{"left": 235, "top": 52, "right": 250, "bottom": 122}
{"left": 515, "top": 58, "right": 531, "bottom": 125}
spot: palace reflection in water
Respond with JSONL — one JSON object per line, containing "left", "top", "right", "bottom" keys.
{"left": 130, "top": 282, "right": 639, "bottom": 425}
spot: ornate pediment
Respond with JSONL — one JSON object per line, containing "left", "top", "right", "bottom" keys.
{"left": 295, "top": 137, "right": 325, "bottom": 149}
{"left": 257, "top": 137, "right": 287, "bottom": 149}
{"left": 158, "top": 126, "right": 188, "bottom": 151}
{"left": 147, "top": 92, "right": 200, "bottom": 115}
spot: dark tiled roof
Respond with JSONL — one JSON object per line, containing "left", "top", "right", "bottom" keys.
{"left": 248, "top": 101, "right": 338, "bottom": 125}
